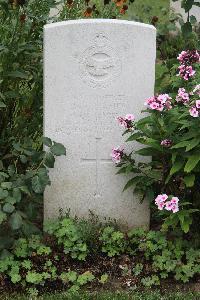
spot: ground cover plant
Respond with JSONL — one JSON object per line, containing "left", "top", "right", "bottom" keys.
{"left": 0, "top": 215, "right": 199, "bottom": 296}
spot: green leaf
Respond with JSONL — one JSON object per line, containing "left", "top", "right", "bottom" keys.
{"left": 0, "top": 101, "right": 6, "bottom": 108}
{"left": 181, "top": 22, "right": 192, "bottom": 38}
{"left": 13, "top": 188, "right": 21, "bottom": 202}
{"left": 0, "top": 188, "right": 9, "bottom": 199}
{"left": 3, "top": 203, "right": 15, "bottom": 214}
{"left": 136, "top": 116, "right": 153, "bottom": 126}
{"left": 185, "top": 138, "right": 200, "bottom": 152}
{"left": 172, "top": 153, "right": 177, "bottom": 164}
{"left": 123, "top": 177, "right": 140, "bottom": 192}
{"left": 137, "top": 137, "right": 162, "bottom": 150}
{"left": 169, "top": 159, "right": 185, "bottom": 176}
{"left": 6, "top": 70, "right": 29, "bottom": 79}
{"left": 181, "top": 0, "right": 194, "bottom": 12}
{"left": 184, "top": 154, "right": 200, "bottom": 173}
{"left": 20, "top": 155, "right": 27, "bottom": 164}
{"left": 5, "top": 196, "right": 16, "bottom": 204}
{"left": 116, "top": 166, "right": 127, "bottom": 175}
{"left": 44, "top": 152, "right": 55, "bottom": 168}
{"left": 9, "top": 212, "right": 23, "bottom": 230}
{"left": 31, "top": 176, "right": 43, "bottom": 194}
{"left": 126, "top": 132, "right": 141, "bottom": 142}
{"left": 184, "top": 174, "right": 195, "bottom": 187}
{"left": 43, "top": 137, "right": 52, "bottom": 147}
{"left": 51, "top": 142, "right": 66, "bottom": 156}
{"left": 171, "top": 140, "right": 189, "bottom": 149}
{"left": 0, "top": 211, "right": 7, "bottom": 224}
{"left": 1, "top": 182, "right": 12, "bottom": 189}
{"left": 180, "top": 218, "right": 191, "bottom": 234}
{"left": 135, "top": 147, "right": 158, "bottom": 156}
{"left": 190, "top": 15, "right": 197, "bottom": 24}
{"left": 19, "top": 186, "right": 30, "bottom": 195}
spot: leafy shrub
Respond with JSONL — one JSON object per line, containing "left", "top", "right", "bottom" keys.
{"left": 113, "top": 50, "right": 200, "bottom": 234}
{"left": 0, "top": 137, "right": 66, "bottom": 257}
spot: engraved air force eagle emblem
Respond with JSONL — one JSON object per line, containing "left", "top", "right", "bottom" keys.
{"left": 79, "top": 33, "right": 121, "bottom": 88}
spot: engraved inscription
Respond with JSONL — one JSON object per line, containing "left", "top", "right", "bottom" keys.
{"left": 54, "top": 95, "right": 128, "bottom": 134}
{"left": 79, "top": 33, "right": 121, "bottom": 87}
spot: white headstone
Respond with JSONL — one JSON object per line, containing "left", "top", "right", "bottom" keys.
{"left": 44, "top": 19, "right": 156, "bottom": 228}
{"left": 171, "top": 0, "right": 200, "bottom": 22}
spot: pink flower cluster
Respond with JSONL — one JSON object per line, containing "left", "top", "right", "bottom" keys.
{"left": 117, "top": 114, "right": 135, "bottom": 129}
{"left": 145, "top": 94, "right": 172, "bottom": 111}
{"left": 189, "top": 100, "right": 200, "bottom": 117}
{"left": 176, "top": 88, "right": 190, "bottom": 104}
{"left": 111, "top": 146, "right": 124, "bottom": 164}
{"left": 177, "top": 50, "right": 199, "bottom": 81}
{"left": 178, "top": 65, "right": 195, "bottom": 80}
{"left": 155, "top": 194, "right": 179, "bottom": 213}
{"left": 177, "top": 50, "right": 200, "bottom": 64}
{"left": 161, "top": 139, "right": 172, "bottom": 147}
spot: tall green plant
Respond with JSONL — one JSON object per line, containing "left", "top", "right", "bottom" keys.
{"left": 113, "top": 50, "right": 200, "bottom": 234}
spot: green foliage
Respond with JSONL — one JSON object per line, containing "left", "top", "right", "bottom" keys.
{"left": 0, "top": 136, "right": 65, "bottom": 256}
{"left": 132, "top": 263, "right": 143, "bottom": 276}
{"left": 44, "top": 218, "right": 88, "bottom": 260}
{"left": 99, "top": 273, "right": 109, "bottom": 284}
{"left": 141, "top": 275, "right": 160, "bottom": 287}
{"left": 99, "top": 226, "right": 127, "bottom": 257}
{"left": 0, "top": 217, "right": 199, "bottom": 294}
{"left": 116, "top": 56, "right": 200, "bottom": 233}
{"left": 128, "top": 228, "right": 200, "bottom": 283}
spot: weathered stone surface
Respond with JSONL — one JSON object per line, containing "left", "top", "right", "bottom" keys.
{"left": 44, "top": 19, "right": 156, "bottom": 228}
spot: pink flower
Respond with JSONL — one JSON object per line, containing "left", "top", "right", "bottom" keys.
{"left": 177, "top": 50, "right": 200, "bottom": 64}
{"left": 196, "top": 100, "right": 200, "bottom": 108}
{"left": 161, "top": 139, "right": 172, "bottom": 147}
{"left": 145, "top": 96, "right": 154, "bottom": 105}
{"left": 150, "top": 102, "right": 160, "bottom": 110}
{"left": 155, "top": 194, "right": 168, "bottom": 202}
{"left": 178, "top": 65, "right": 196, "bottom": 80}
{"left": 189, "top": 106, "right": 199, "bottom": 117}
{"left": 155, "top": 194, "right": 179, "bottom": 213}
{"left": 155, "top": 194, "right": 168, "bottom": 210}
{"left": 171, "top": 204, "right": 179, "bottom": 213}
{"left": 171, "top": 197, "right": 179, "bottom": 204}
{"left": 116, "top": 114, "right": 135, "bottom": 129}
{"left": 117, "top": 117, "right": 128, "bottom": 128}
{"left": 165, "top": 201, "right": 173, "bottom": 211}
{"left": 125, "top": 114, "right": 135, "bottom": 121}
{"left": 177, "top": 51, "right": 187, "bottom": 62}
{"left": 111, "top": 146, "right": 124, "bottom": 164}
{"left": 145, "top": 94, "right": 172, "bottom": 111}
{"left": 176, "top": 88, "right": 190, "bottom": 104}
{"left": 166, "top": 197, "right": 179, "bottom": 213}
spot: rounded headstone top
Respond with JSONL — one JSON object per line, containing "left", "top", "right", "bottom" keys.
{"left": 44, "top": 18, "right": 156, "bottom": 31}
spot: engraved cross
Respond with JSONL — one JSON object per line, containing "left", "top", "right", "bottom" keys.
{"left": 81, "top": 137, "right": 112, "bottom": 198}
